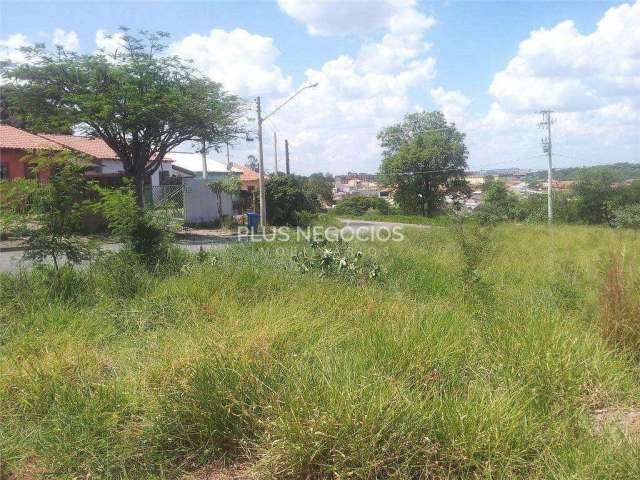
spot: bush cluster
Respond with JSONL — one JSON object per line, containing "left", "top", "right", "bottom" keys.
{"left": 265, "top": 174, "right": 320, "bottom": 226}
{"left": 292, "top": 237, "right": 382, "bottom": 283}
{"left": 475, "top": 177, "right": 640, "bottom": 228}
{"left": 333, "top": 195, "right": 390, "bottom": 216}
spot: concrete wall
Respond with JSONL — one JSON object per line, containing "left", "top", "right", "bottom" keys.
{"left": 183, "top": 177, "right": 233, "bottom": 224}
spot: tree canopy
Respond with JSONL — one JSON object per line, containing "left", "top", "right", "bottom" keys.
{"left": 304, "top": 172, "right": 334, "bottom": 206}
{"left": 1, "top": 28, "right": 244, "bottom": 205}
{"left": 265, "top": 175, "right": 318, "bottom": 226}
{"left": 378, "top": 111, "right": 469, "bottom": 216}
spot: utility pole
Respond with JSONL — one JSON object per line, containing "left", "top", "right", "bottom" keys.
{"left": 255, "top": 82, "right": 318, "bottom": 229}
{"left": 538, "top": 110, "right": 554, "bottom": 223}
{"left": 201, "top": 139, "right": 208, "bottom": 179}
{"left": 225, "top": 142, "right": 231, "bottom": 170}
{"left": 273, "top": 131, "right": 278, "bottom": 174}
{"left": 285, "top": 139, "right": 290, "bottom": 175}
{"left": 256, "top": 96, "right": 266, "bottom": 228}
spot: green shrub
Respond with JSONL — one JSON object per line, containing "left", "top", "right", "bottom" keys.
{"left": 23, "top": 157, "right": 97, "bottom": 270}
{"left": 334, "top": 195, "right": 390, "bottom": 216}
{"left": 292, "top": 237, "right": 382, "bottom": 283}
{"left": 0, "top": 178, "right": 38, "bottom": 214}
{"left": 612, "top": 203, "right": 640, "bottom": 229}
{"left": 98, "top": 184, "right": 176, "bottom": 269}
{"left": 293, "top": 210, "right": 315, "bottom": 228}
{"left": 265, "top": 175, "right": 318, "bottom": 226}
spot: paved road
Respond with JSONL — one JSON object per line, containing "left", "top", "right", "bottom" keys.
{"left": 0, "top": 240, "right": 234, "bottom": 273}
{"left": 0, "top": 220, "right": 432, "bottom": 272}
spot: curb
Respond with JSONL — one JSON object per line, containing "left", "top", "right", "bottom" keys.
{"left": 0, "top": 245, "right": 27, "bottom": 253}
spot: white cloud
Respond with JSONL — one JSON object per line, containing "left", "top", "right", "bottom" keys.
{"left": 277, "top": 0, "right": 434, "bottom": 37}
{"left": 95, "top": 29, "right": 126, "bottom": 56}
{"left": 169, "top": 28, "right": 292, "bottom": 97}
{"left": 52, "top": 28, "right": 79, "bottom": 51}
{"left": 168, "top": 1, "right": 437, "bottom": 174}
{"left": 467, "top": 1, "right": 640, "bottom": 170}
{"left": 489, "top": 1, "right": 640, "bottom": 113}
{"left": 430, "top": 87, "right": 471, "bottom": 126}
{"left": 258, "top": 2, "right": 437, "bottom": 173}
{"left": 1, "top": 29, "right": 79, "bottom": 65}
{"left": 0, "top": 33, "right": 32, "bottom": 64}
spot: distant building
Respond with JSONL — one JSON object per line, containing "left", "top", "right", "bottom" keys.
{"left": 333, "top": 172, "right": 384, "bottom": 200}
{"left": 466, "top": 175, "right": 485, "bottom": 186}
{"left": 541, "top": 180, "right": 576, "bottom": 190}
{"left": 230, "top": 163, "right": 261, "bottom": 192}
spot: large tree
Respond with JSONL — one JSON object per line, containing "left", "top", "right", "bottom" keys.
{"left": 378, "top": 111, "right": 469, "bottom": 216}
{"left": 1, "top": 29, "right": 244, "bottom": 205}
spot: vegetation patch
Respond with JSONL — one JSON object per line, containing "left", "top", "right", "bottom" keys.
{"left": 1, "top": 225, "right": 640, "bottom": 479}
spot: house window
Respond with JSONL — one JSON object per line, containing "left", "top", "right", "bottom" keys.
{"left": 0, "top": 163, "right": 8, "bottom": 180}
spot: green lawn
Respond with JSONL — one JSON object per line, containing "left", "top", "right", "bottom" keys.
{"left": 1, "top": 224, "right": 639, "bottom": 479}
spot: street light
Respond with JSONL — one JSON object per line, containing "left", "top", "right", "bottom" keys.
{"left": 256, "top": 82, "right": 319, "bottom": 229}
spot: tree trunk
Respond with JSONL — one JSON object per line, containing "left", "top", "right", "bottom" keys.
{"left": 217, "top": 192, "right": 224, "bottom": 224}
{"left": 133, "top": 173, "right": 145, "bottom": 208}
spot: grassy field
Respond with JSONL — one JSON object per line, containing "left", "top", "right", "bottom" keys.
{"left": 1, "top": 224, "right": 640, "bottom": 479}
{"left": 334, "top": 211, "right": 454, "bottom": 226}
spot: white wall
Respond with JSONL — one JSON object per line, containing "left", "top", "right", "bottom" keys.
{"left": 183, "top": 177, "right": 232, "bottom": 224}
{"left": 101, "top": 160, "right": 163, "bottom": 187}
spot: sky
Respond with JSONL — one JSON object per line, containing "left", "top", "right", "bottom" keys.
{"left": 1, "top": 0, "right": 639, "bottom": 174}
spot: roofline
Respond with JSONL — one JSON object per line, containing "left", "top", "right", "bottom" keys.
{"left": 171, "top": 165, "right": 196, "bottom": 177}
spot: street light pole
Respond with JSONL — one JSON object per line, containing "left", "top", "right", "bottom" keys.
{"left": 255, "top": 82, "right": 318, "bottom": 229}
{"left": 256, "top": 96, "right": 266, "bottom": 229}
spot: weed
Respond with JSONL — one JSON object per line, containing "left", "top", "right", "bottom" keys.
{"left": 599, "top": 252, "right": 640, "bottom": 359}
{"left": 292, "top": 237, "right": 383, "bottom": 283}
{"left": 452, "top": 217, "right": 494, "bottom": 300}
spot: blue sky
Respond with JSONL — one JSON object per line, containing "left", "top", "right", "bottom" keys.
{"left": 1, "top": 0, "right": 638, "bottom": 174}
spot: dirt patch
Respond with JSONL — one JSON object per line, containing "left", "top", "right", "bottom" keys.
{"left": 2, "top": 457, "right": 43, "bottom": 480}
{"left": 183, "top": 461, "right": 257, "bottom": 480}
{"left": 593, "top": 407, "right": 640, "bottom": 437}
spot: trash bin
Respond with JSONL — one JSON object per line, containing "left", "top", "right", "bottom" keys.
{"left": 247, "top": 212, "right": 260, "bottom": 232}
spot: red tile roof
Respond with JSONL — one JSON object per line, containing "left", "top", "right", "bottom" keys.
{"left": 2, "top": 125, "right": 173, "bottom": 163}
{"left": 40, "top": 133, "right": 173, "bottom": 163}
{"left": 39, "top": 133, "right": 120, "bottom": 160}
{"left": 0, "top": 124, "right": 62, "bottom": 150}
{"left": 231, "top": 163, "right": 260, "bottom": 182}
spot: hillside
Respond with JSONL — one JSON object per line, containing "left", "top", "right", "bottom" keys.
{"left": 525, "top": 162, "right": 640, "bottom": 182}
{"left": 1, "top": 224, "right": 640, "bottom": 479}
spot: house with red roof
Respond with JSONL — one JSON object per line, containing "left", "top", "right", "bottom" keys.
{"left": 230, "top": 163, "right": 262, "bottom": 193}
{"left": 0, "top": 124, "right": 62, "bottom": 182}
{"left": 0, "top": 124, "right": 172, "bottom": 186}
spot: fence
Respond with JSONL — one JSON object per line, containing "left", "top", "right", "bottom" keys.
{"left": 144, "top": 184, "right": 185, "bottom": 220}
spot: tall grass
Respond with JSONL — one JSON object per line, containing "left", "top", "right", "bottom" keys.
{"left": 599, "top": 252, "right": 640, "bottom": 359}
{"left": 1, "top": 225, "right": 640, "bottom": 478}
